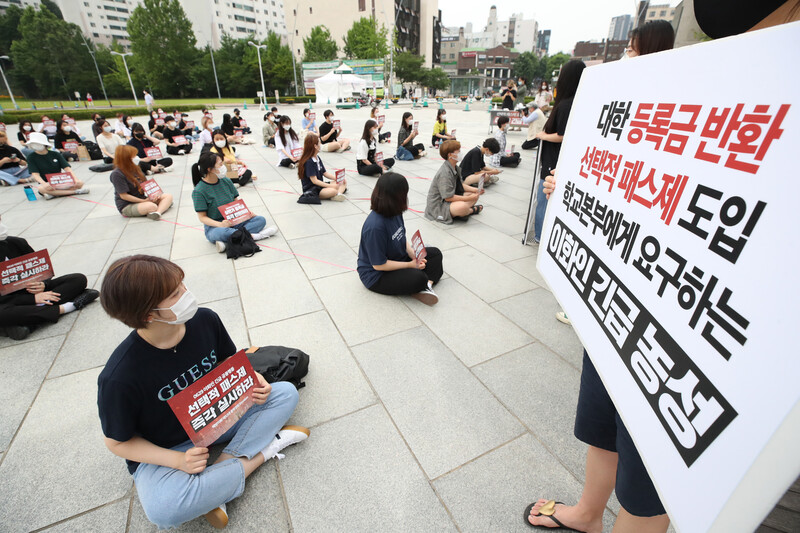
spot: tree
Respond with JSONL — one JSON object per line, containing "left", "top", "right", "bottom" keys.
{"left": 545, "top": 53, "right": 572, "bottom": 82}
{"left": 0, "top": 5, "right": 24, "bottom": 56}
{"left": 393, "top": 51, "right": 424, "bottom": 84}
{"left": 127, "top": 0, "right": 199, "bottom": 97}
{"left": 303, "top": 25, "right": 338, "bottom": 62}
{"left": 513, "top": 51, "right": 542, "bottom": 84}
{"left": 421, "top": 67, "right": 450, "bottom": 93}
{"left": 41, "top": 0, "right": 64, "bottom": 20}
{"left": 343, "top": 17, "right": 388, "bottom": 59}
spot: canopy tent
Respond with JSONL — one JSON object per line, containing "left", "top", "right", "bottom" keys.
{"left": 313, "top": 67, "right": 367, "bottom": 105}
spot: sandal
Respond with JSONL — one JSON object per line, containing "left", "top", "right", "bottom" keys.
{"left": 471, "top": 204, "right": 484, "bottom": 215}
{"left": 523, "top": 500, "right": 585, "bottom": 532}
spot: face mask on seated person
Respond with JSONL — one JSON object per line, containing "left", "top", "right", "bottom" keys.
{"left": 23, "top": 125, "right": 32, "bottom": 132}
{"left": 214, "top": 140, "right": 226, "bottom": 148}
{"left": 28, "top": 143, "right": 45, "bottom": 152}
{"left": 151, "top": 289, "right": 199, "bottom": 325}
{"left": 168, "top": 122, "right": 176, "bottom": 128}
{"left": 103, "top": 126, "right": 112, "bottom": 133}
{"left": 283, "top": 125, "right": 291, "bottom": 130}
{"left": 63, "top": 126, "right": 72, "bottom": 133}
{"left": 134, "top": 132, "right": 144, "bottom": 139}
{"left": 0, "top": 222, "right": 8, "bottom": 241}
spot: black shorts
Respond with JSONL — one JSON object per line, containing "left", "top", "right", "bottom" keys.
{"left": 574, "top": 351, "right": 666, "bottom": 517}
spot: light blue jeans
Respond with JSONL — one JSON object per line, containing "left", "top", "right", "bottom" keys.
{"left": 133, "top": 381, "right": 299, "bottom": 529}
{"left": 203, "top": 215, "right": 266, "bottom": 243}
{"left": 534, "top": 178, "right": 548, "bottom": 243}
{"left": 0, "top": 165, "right": 31, "bottom": 186}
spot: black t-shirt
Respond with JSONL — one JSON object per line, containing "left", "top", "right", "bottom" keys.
{"left": 502, "top": 88, "right": 517, "bottom": 109}
{"left": 231, "top": 116, "right": 242, "bottom": 128}
{"left": 18, "top": 130, "right": 31, "bottom": 144}
{"left": 97, "top": 308, "right": 236, "bottom": 474}
{"left": 127, "top": 137, "right": 154, "bottom": 158}
{"left": 302, "top": 157, "right": 327, "bottom": 193}
{"left": 162, "top": 127, "right": 187, "bottom": 144}
{"left": 540, "top": 97, "right": 574, "bottom": 177}
{"left": 222, "top": 122, "right": 235, "bottom": 136}
{"left": 109, "top": 168, "right": 147, "bottom": 212}
{"left": 148, "top": 118, "right": 165, "bottom": 133}
{"left": 459, "top": 146, "right": 484, "bottom": 180}
{"left": 318, "top": 121, "right": 337, "bottom": 144}
{"left": 0, "top": 144, "right": 25, "bottom": 169}
{"left": 54, "top": 130, "right": 82, "bottom": 150}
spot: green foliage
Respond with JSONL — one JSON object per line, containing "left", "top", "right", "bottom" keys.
{"left": 0, "top": 104, "right": 205, "bottom": 123}
{"left": 393, "top": 51, "right": 424, "bottom": 84}
{"left": 513, "top": 52, "right": 545, "bottom": 83}
{"left": 0, "top": 5, "right": 24, "bottom": 56}
{"left": 303, "top": 25, "right": 338, "bottom": 62}
{"left": 343, "top": 17, "right": 389, "bottom": 59}
{"left": 126, "top": 0, "right": 199, "bottom": 97}
{"left": 545, "top": 53, "right": 572, "bottom": 80}
{"left": 40, "top": 0, "right": 63, "bottom": 20}
{"left": 421, "top": 67, "right": 450, "bottom": 91}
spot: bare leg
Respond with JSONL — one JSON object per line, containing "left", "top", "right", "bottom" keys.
{"left": 319, "top": 187, "right": 338, "bottom": 200}
{"left": 157, "top": 193, "right": 173, "bottom": 213}
{"left": 463, "top": 173, "right": 482, "bottom": 186}
{"left": 339, "top": 139, "right": 351, "bottom": 151}
{"left": 135, "top": 201, "right": 159, "bottom": 215}
{"left": 613, "top": 509, "right": 669, "bottom": 533}
{"left": 449, "top": 196, "right": 479, "bottom": 217}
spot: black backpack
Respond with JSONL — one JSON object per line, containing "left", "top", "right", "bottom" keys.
{"left": 226, "top": 227, "right": 261, "bottom": 259}
{"left": 83, "top": 140, "right": 104, "bottom": 160}
{"left": 247, "top": 346, "right": 309, "bottom": 389}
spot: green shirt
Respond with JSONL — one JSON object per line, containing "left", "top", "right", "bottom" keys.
{"left": 192, "top": 177, "right": 238, "bottom": 222}
{"left": 27, "top": 150, "right": 69, "bottom": 177}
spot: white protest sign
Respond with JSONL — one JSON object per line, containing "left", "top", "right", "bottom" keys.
{"left": 536, "top": 22, "right": 800, "bottom": 533}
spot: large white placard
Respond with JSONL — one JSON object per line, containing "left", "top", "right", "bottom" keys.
{"left": 537, "top": 22, "right": 800, "bottom": 533}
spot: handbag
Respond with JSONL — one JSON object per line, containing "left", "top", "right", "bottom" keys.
{"left": 225, "top": 227, "right": 261, "bottom": 259}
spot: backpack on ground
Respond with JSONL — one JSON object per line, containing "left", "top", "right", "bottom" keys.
{"left": 247, "top": 346, "right": 310, "bottom": 389}
{"left": 226, "top": 227, "right": 261, "bottom": 259}
{"left": 83, "top": 140, "right": 104, "bottom": 160}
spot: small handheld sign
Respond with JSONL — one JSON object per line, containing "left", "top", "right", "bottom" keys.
{"left": 374, "top": 152, "right": 384, "bottom": 165}
{"left": 219, "top": 199, "right": 253, "bottom": 225}
{"left": 141, "top": 179, "right": 163, "bottom": 200}
{"left": 185, "top": 120, "right": 195, "bottom": 129}
{"left": 237, "top": 162, "right": 248, "bottom": 177}
{"left": 172, "top": 135, "right": 187, "bottom": 145}
{"left": 308, "top": 113, "right": 316, "bottom": 122}
{"left": 451, "top": 128, "right": 457, "bottom": 138}
{"left": 377, "top": 115, "right": 385, "bottom": 126}
{"left": 62, "top": 141, "right": 79, "bottom": 153}
{"left": 158, "top": 112, "right": 167, "bottom": 119}
{"left": 413, "top": 121, "right": 419, "bottom": 133}
{"left": 333, "top": 119, "right": 341, "bottom": 130}
{"left": 239, "top": 119, "right": 248, "bottom": 128}
{"left": 144, "top": 147, "right": 163, "bottom": 159}
{"left": 411, "top": 230, "right": 427, "bottom": 264}
{"left": 335, "top": 169, "right": 345, "bottom": 184}
{"left": 0, "top": 123, "right": 5, "bottom": 132}
{"left": 291, "top": 148, "right": 303, "bottom": 159}
{"left": 46, "top": 172, "right": 75, "bottom": 190}
{"left": 234, "top": 129, "right": 243, "bottom": 139}
{"left": 477, "top": 173, "right": 485, "bottom": 194}
{"left": 155, "top": 118, "right": 165, "bottom": 126}
{"left": 0, "top": 250, "right": 54, "bottom": 296}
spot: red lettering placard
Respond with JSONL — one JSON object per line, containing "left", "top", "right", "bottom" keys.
{"left": 451, "top": 128, "right": 457, "bottom": 138}
{"left": 239, "top": 119, "right": 248, "bottom": 128}
{"left": 477, "top": 173, "right": 486, "bottom": 194}
{"left": 66, "top": 118, "right": 76, "bottom": 125}
{"left": 141, "top": 179, "right": 163, "bottom": 200}
{"left": 377, "top": 115, "right": 385, "bottom": 126}
{"left": 335, "top": 169, "right": 345, "bottom": 184}
{"left": 172, "top": 135, "right": 187, "bottom": 145}
{"left": 0, "top": 250, "right": 54, "bottom": 296}
{"left": 155, "top": 118, "right": 165, "bottom": 126}
{"left": 185, "top": 120, "right": 195, "bottom": 129}
{"left": 167, "top": 350, "right": 259, "bottom": 447}
{"left": 333, "top": 119, "right": 341, "bottom": 130}
{"left": 219, "top": 199, "right": 253, "bottom": 225}
{"left": 375, "top": 152, "right": 384, "bottom": 165}
{"left": 411, "top": 230, "right": 427, "bottom": 264}
{"left": 0, "top": 123, "right": 6, "bottom": 132}
{"left": 308, "top": 113, "right": 316, "bottom": 122}
{"left": 413, "top": 121, "right": 419, "bottom": 133}
{"left": 237, "top": 162, "right": 248, "bottom": 177}
{"left": 46, "top": 172, "right": 75, "bottom": 190}
{"left": 144, "top": 147, "right": 163, "bottom": 159}
{"left": 234, "top": 129, "right": 243, "bottom": 138}
{"left": 291, "top": 148, "right": 303, "bottom": 159}
{"left": 62, "top": 141, "right": 79, "bottom": 153}
{"left": 158, "top": 112, "right": 167, "bottom": 119}
{"left": 43, "top": 119, "right": 56, "bottom": 128}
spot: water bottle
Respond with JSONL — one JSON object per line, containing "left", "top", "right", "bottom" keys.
{"left": 24, "top": 185, "right": 37, "bottom": 201}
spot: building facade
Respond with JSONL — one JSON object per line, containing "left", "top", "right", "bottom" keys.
{"left": 0, "top": 0, "right": 41, "bottom": 13}
{"left": 455, "top": 44, "right": 519, "bottom": 93}
{"left": 181, "top": 0, "right": 288, "bottom": 49}
{"left": 536, "top": 29, "right": 550, "bottom": 57}
{"left": 608, "top": 14, "right": 633, "bottom": 41}
{"left": 58, "top": 0, "right": 141, "bottom": 48}
{"left": 644, "top": 3, "right": 676, "bottom": 22}
{"left": 573, "top": 39, "right": 627, "bottom": 63}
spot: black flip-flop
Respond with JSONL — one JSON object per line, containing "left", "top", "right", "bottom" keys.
{"left": 523, "top": 500, "right": 586, "bottom": 532}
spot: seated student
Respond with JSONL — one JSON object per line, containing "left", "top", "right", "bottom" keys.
{"left": 270, "top": 106, "right": 281, "bottom": 122}
{"left": 110, "top": 145, "right": 174, "bottom": 221}
{"left": 198, "top": 116, "right": 215, "bottom": 147}
{"left": 18, "top": 120, "right": 35, "bottom": 157}
{"left": 128, "top": 123, "right": 173, "bottom": 175}
{"left": 25, "top": 132, "right": 89, "bottom": 200}
{"left": 172, "top": 110, "right": 193, "bottom": 137}
{"left": 231, "top": 109, "right": 251, "bottom": 134}
{"left": 300, "top": 108, "right": 317, "bottom": 136}
{"left": 318, "top": 110, "right": 351, "bottom": 152}
{"left": 221, "top": 113, "right": 243, "bottom": 145}
{"left": 96, "top": 120, "right": 126, "bottom": 164}
{"left": 0, "top": 131, "right": 33, "bottom": 186}
{"left": 262, "top": 112, "right": 277, "bottom": 148}
{"left": 357, "top": 120, "right": 395, "bottom": 177}
{"left": 148, "top": 111, "right": 166, "bottom": 140}
{"left": 425, "top": 140, "right": 484, "bottom": 224}
{"left": 521, "top": 102, "right": 547, "bottom": 150}
{"left": 38, "top": 115, "right": 57, "bottom": 140}
{"left": 431, "top": 109, "right": 455, "bottom": 148}
{"left": 210, "top": 130, "right": 254, "bottom": 187}
{"left": 90, "top": 113, "right": 106, "bottom": 140}
{"left": 97, "top": 254, "right": 308, "bottom": 530}
{"left": 489, "top": 116, "right": 521, "bottom": 168}
{"left": 54, "top": 120, "right": 83, "bottom": 162}
{"left": 0, "top": 216, "right": 99, "bottom": 340}
{"left": 297, "top": 133, "right": 347, "bottom": 202}
{"left": 116, "top": 114, "right": 134, "bottom": 141}
{"left": 60, "top": 114, "right": 85, "bottom": 141}
{"left": 192, "top": 152, "right": 277, "bottom": 253}
{"left": 274, "top": 116, "right": 301, "bottom": 169}
{"left": 369, "top": 106, "right": 391, "bottom": 143}
{"left": 357, "top": 172, "right": 443, "bottom": 306}
{"left": 162, "top": 116, "right": 193, "bottom": 156}
{"left": 459, "top": 138, "right": 502, "bottom": 186}
{"left": 395, "top": 112, "right": 426, "bottom": 160}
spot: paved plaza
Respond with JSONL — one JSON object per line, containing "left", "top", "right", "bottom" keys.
{"left": 0, "top": 102, "right": 625, "bottom": 532}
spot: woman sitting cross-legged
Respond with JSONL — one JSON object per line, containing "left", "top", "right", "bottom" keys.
{"left": 128, "top": 123, "right": 173, "bottom": 175}
{"left": 97, "top": 254, "right": 308, "bottom": 530}
{"left": 357, "top": 172, "right": 443, "bottom": 306}
{"left": 96, "top": 119, "right": 126, "bottom": 164}
{"left": 395, "top": 112, "right": 426, "bottom": 160}
{"left": 110, "top": 145, "right": 173, "bottom": 221}
{"left": 274, "top": 116, "right": 301, "bottom": 169}
{"left": 210, "top": 130, "right": 255, "bottom": 187}
{"left": 356, "top": 120, "right": 395, "bottom": 177}
{"left": 0, "top": 130, "right": 33, "bottom": 186}
{"left": 296, "top": 133, "right": 347, "bottom": 202}
{"left": 53, "top": 119, "right": 83, "bottom": 162}
{"left": 162, "top": 116, "right": 193, "bottom": 156}
{"left": 191, "top": 152, "right": 277, "bottom": 253}
{"left": 425, "top": 140, "right": 484, "bottom": 224}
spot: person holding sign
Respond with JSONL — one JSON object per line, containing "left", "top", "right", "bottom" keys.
{"left": 0, "top": 217, "right": 98, "bottom": 340}
{"left": 96, "top": 120, "right": 126, "bottom": 164}
{"left": 147, "top": 111, "right": 166, "bottom": 140}
{"left": 192, "top": 152, "right": 277, "bottom": 253}
{"left": 198, "top": 116, "right": 215, "bottom": 147}
{"left": 369, "top": 107, "right": 391, "bottom": 143}
{"left": 300, "top": 108, "right": 318, "bottom": 135}
{"left": 357, "top": 120, "right": 395, "bottom": 177}
{"left": 425, "top": 140, "right": 484, "bottom": 223}
{"left": 431, "top": 108, "right": 455, "bottom": 148}
{"left": 37, "top": 115, "right": 57, "bottom": 140}
{"left": 231, "top": 109, "right": 251, "bottom": 134}
{"left": 274, "top": 116, "right": 301, "bottom": 169}
{"left": 357, "top": 172, "right": 443, "bottom": 305}
{"left": 53, "top": 120, "right": 83, "bottom": 162}
{"left": 210, "top": 131, "right": 255, "bottom": 187}
{"left": 262, "top": 112, "right": 278, "bottom": 148}
{"left": 110, "top": 145, "right": 173, "bottom": 220}
{"left": 459, "top": 138, "right": 502, "bottom": 186}
{"left": 128, "top": 123, "right": 173, "bottom": 175}
{"left": 296, "top": 133, "right": 347, "bottom": 202}
{"left": 534, "top": 81, "right": 553, "bottom": 112}
{"left": 318, "top": 110, "right": 351, "bottom": 153}
{"left": 395, "top": 112, "right": 426, "bottom": 160}
{"left": 489, "top": 116, "right": 521, "bottom": 168}
{"left": 17, "top": 120, "right": 35, "bottom": 157}
{"left": 98, "top": 255, "right": 308, "bottom": 529}
{"left": 221, "top": 114, "right": 244, "bottom": 145}
{"left": 0, "top": 131, "right": 33, "bottom": 186}
{"left": 161, "top": 116, "right": 193, "bottom": 156}
{"left": 25, "top": 132, "right": 89, "bottom": 200}
{"left": 501, "top": 79, "right": 517, "bottom": 110}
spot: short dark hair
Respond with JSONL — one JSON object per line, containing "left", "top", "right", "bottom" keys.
{"left": 100, "top": 255, "right": 185, "bottom": 329}
{"left": 193, "top": 151, "right": 222, "bottom": 186}
{"left": 165, "top": 115, "right": 175, "bottom": 122}
{"left": 482, "top": 138, "right": 500, "bottom": 153}
{"left": 439, "top": 140, "right": 461, "bottom": 159}
{"left": 303, "top": 108, "right": 310, "bottom": 116}
{"left": 630, "top": 20, "right": 675, "bottom": 56}
{"left": 370, "top": 172, "right": 409, "bottom": 217}
{"left": 131, "top": 122, "right": 145, "bottom": 134}
{"left": 233, "top": 108, "right": 240, "bottom": 114}
{"left": 323, "top": 109, "right": 334, "bottom": 118}
{"left": 496, "top": 115, "right": 510, "bottom": 127}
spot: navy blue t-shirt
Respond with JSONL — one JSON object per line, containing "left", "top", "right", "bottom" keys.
{"left": 357, "top": 211, "right": 409, "bottom": 288}
{"left": 301, "top": 157, "right": 327, "bottom": 193}
{"left": 97, "top": 308, "right": 236, "bottom": 474}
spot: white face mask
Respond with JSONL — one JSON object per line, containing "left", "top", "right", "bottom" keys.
{"left": 63, "top": 126, "right": 72, "bottom": 133}
{"left": 269, "top": 116, "right": 275, "bottom": 122}
{"left": 371, "top": 129, "right": 378, "bottom": 137}
{"left": 28, "top": 143, "right": 45, "bottom": 152}
{"left": 207, "top": 123, "right": 214, "bottom": 130}
{"left": 214, "top": 140, "right": 226, "bottom": 148}
{"left": 450, "top": 151, "right": 462, "bottom": 163}
{"left": 23, "top": 125, "right": 32, "bottom": 132}
{"left": 133, "top": 156, "right": 140, "bottom": 165}
{"left": 168, "top": 122, "right": 176, "bottom": 128}
{"left": 103, "top": 126, "right": 112, "bottom": 133}
{"left": 441, "top": 115, "right": 446, "bottom": 121}
{"left": 406, "top": 119, "right": 413, "bottom": 125}
{"left": 283, "top": 124, "right": 291, "bottom": 131}
{"left": 0, "top": 222, "right": 8, "bottom": 241}
{"left": 152, "top": 289, "right": 198, "bottom": 325}
{"left": 214, "top": 165, "right": 225, "bottom": 177}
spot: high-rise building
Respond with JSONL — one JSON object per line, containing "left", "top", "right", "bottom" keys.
{"left": 608, "top": 14, "right": 633, "bottom": 41}
{"left": 180, "top": 0, "right": 288, "bottom": 49}
{"left": 449, "top": 6, "right": 538, "bottom": 53}
{"left": 644, "top": 3, "right": 676, "bottom": 23}
{"left": 0, "top": 0, "right": 41, "bottom": 13}
{"left": 58, "top": 0, "right": 142, "bottom": 48}
{"left": 536, "top": 29, "right": 550, "bottom": 57}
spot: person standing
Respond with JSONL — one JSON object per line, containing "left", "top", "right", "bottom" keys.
{"left": 144, "top": 89, "right": 154, "bottom": 112}
{"left": 534, "top": 81, "right": 554, "bottom": 112}
{"left": 86, "top": 93, "right": 94, "bottom": 107}
{"left": 501, "top": 80, "right": 517, "bottom": 110}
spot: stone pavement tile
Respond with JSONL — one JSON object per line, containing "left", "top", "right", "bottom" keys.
{"left": 481, "top": 189, "right": 531, "bottom": 216}
{"left": 352, "top": 327, "right": 524, "bottom": 478}
{"left": 0, "top": 312, "right": 76, "bottom": 350}
{"left": 0, "top": 368, "right": 131, "bottom": 533}
{"left": 492, "top": 289, "right": 584, "bottom": 369}
{"left": 272, "top": 210, "right": 333, "bottom": 240}
{"left": 433, "top": 433, "right": 617, "bottom": 533}
{"left": 312, "top": 271, "right": 420, "bottom": 346}
{"left": 61, "top": 214, "right": 128, "bottom": 246}
{"left": 403, "top": 215, "right": 467, "bottom": 251}
{"left": 237, "top": 259, "right": 322, "bottom": 327}
{"left": 176, "top": 254, "right": 239, "bottom": 304}
{"left": 113, "top": 219, "right": 175, "bottom": 252}
{"left": 97, "top": 244, "right": 172, "bottom": 288}
{"left": 309, "top": 196, "right": 364, "bottom": 218}
{"left": 24, "top": 232, "right": 70, "bottom": 256}
{"left": 174, "top": 204, "right": 203, "bottom": 228}
{"left": 0, "top": 335, "right": 63, "bottom": 451}
{"left": 404, "top": 278, "right": 533, "bottom": 367}
{"left": 281, "top": 404, "right": 457, "bottom": 533}
{"left": 504, "top": 252, "right": 548, "bottom": 289}
{"left": 444, "top": 246, "right": 536, "bottom": 303}
{"left": 325, "top": 212, "right": 366, "bottom": 247}
{"left": 249, "top": 310, "right": 376, "bottom": 428}
{"left": 287, "top": 233, "right": 357, "bottom": 280}
{"left": 4, "top": 205, "right": 55, "bottom": 234}
{"left": 448, "top": 222, "right": 535, "bottom": 263}
{"left": 233, "top": 233, "right": 297, "bottom": 269}
{"left": 474, "top": 206, "right": 528, "bottom": 236}
{"left": 50, "top": 238, "right": 117, "bottom": 277}
{"left": 20, "top": 211, "right": 87, "bottom": 238}
{"left": 204, "top": 296, "right": 250, "bottom": 351}
{"left": 170, "top": 226, "right": 217, "bottom": 260}
{"left": 259, "top": 190, "right": 307, "bottom": 215}
{"left": 40, "top": 498, "right": 130, "bottom": 533}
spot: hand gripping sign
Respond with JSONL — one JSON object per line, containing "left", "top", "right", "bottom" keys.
{"left": 335, "top": 169, "right": 346, "bottom": 184}
{"left": 144, "top": 147, "right": 163, "bottom": 159}
{"left": 219, "top": 199, "right": 253, "bottom": 226}
{"left": 0, "top": 250, "right": 54, "bottom": 296}
{"left": 410, "top": 230, "right": 427, "bottom": 264}
{"left": 141, "top": 179, "right": 163, "bottom": 200}
{"left": 535, "top": 23, "right": 800, "bottom": 533}
{"left": 45, "top": 172, "right": 75, "bottom": 190}
{"left": 374, "top": 152, "right": 384, "bottom": 165}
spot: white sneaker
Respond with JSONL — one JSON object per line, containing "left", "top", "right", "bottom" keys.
{"left": 146, "top": 211, "right": 161, "bottom": 221}
{"left": 215, "top": 241, "right": 227, "bottom": 253}
{"left": 39, "top": 191, "right": 55, "bottom": 200}
{"left": 261, "top": 425, "right": 310, "bottom": 461}
{"left": 420, "top": 150, "right": 427, "bottom": 157}
{"left": 204, "top": 502, "right": 228, "bottom": 529}
{"left": 412, "top": 286, "right": 438, "bottom": 306}
{"left": 556, "top": 311, "right": 572, "bottom": 325}
{"left": 289, "top": 163, "right": 297, "bottom": 169}
{"left": 251, "top": 226, "right": 278, "bottom": 240}
{"left": 330, "top": 194, "right": 345, "bottom": 202}
{"left": 488, "top": 175, "right": 499, "bottom": 184}
{"left": 74, "top": 188, "right": 90, "bottom": 195}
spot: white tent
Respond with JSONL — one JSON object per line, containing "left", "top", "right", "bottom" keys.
{"left": 313, "top": 68, "right": 367, "bottom": 105}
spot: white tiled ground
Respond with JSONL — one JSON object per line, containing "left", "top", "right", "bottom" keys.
{"left": 0, "top": 103, "right": 623, "bottom": 532}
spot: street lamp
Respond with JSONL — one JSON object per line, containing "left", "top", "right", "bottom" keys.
{"left": 0, "top": 56, "right": 18, "bottom": 110}
{"left": 209, "top": 23, "right": 222, "bottom": 99}
{"left": 80, "top": 35, "right": 109, "bottom": 104}
{"left": 110, "top": 51, "right": 138, "bottom": 106}
{"left": 379, "top": 6, "right": 401, "bottom": 99}
{"left": 248, "top": 41, "right": 267, "bottom": 109}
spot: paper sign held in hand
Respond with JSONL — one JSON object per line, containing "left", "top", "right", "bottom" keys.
{"left": 413, "top": 121, "right": 419, "bottom": 133}
{"left": 377, "top": 115, "right": 385, "bottom": 126}
{"left": 62, "top": 141, "right": 79, "bottom": 153}
{"left": 46, "top": 172, "right": 75, "bottom": 190}
{"left": 66, "top": 118, "right": 76, "bottom": 125}
{"left": 308, "top": 113, "right": 316, "bottom": 122}
{"left": 155, "top": 118, "right": 165, "bottom": 126}
{"left": 219, "top": 199, "right": 253, "bottom": 225}
{"left": 0, "top": 123, "right": 6, "bottom": 132}
{"left": 141, "top": 179, "right": 163, "bottom": 200}
{"left": 145, "top": 147, "right": 163, "bottom": 159}
{"left": 335, "top": 169, "right": 345, "bottom": 184}
{"left": 478, "top": 173, "right": 485, "bottom": 194}
{"left": 185, "top": 120, "right": 195, "bottom": 129}
{"left": 234, "top": 129, "right": 243, "bottom": 138}
{"left": 291, "top": 148, "right": 303, "bottom": 159}
{"left": 158, "top": 112, "right": 167, "bottom": 119}
{"left": 333, "top": 119, "right": 341, "bottom": 130}
{"left": 167, "top": 350, "right": 259, "bottom": 448}
{"left": 204, "top": 113, "right": 213, "bottom": 119}
{"left": 451, "top": 128, "right": 457, "bottom": 138}
{"left": 237, "top": 163, "right": 248, "bottom": 177}
{"left": 172, "top": 135, "right": 187, "bottom": 145}
{"left": 0, "top": 249, "right": 54, "bottom": 296}
{"left": 43, "top": 119, "right": 56, "bottom": 128}
{"left": 411, "top": 230, "right": 427, "bottom": 264}
{"left": 239, "top": 119, "right": 248, "bottom": 128}
{"left": 375, "top": 152, "right": 384, "bottom": 165}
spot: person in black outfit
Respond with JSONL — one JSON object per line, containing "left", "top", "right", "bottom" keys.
{"left": 459, "top": 138, "right": 502, "bottom": 186}
{"left": 53, "top": 120, "right": 83, "bottom": 161}
{"left": 148, "top": 111, "right": 165, "bottom": 140}
{"left": 172, "top": 110, "right": 194, "bottom": 137}
{"left": 500, "top": 80, "right": 517, "bottom": 110}
{"left": 127, "top": 123, "right": 173, "bottom": 175}
{"left": 221, "top": 113, "right": 240, "bottom": 144}
{"left": 231, "top": 109, "right": 251, "bottom": 134}
{"left": 0, "top": 220, "right": 99, "bottom": 340}
{"left": 161, "top": 116, "right": 193, "bottom": 156}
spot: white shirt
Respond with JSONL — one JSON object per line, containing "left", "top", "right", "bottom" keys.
{"left": 356, "top": 138, "right": 376, "bottom": 161}
{"left": 115, "top": 120, "right": 131, "bottom": 138}
{"left": 96, "top": 133, "right": 124, "bottom": 158}
{"left": 274, "top": 131, "right": 300, "bottom": 163}
{"left": 144, "top": 94, "right": 154, "bottom": 105}
{"left": 198, "top": 128, "right": 213, "bottom": 146}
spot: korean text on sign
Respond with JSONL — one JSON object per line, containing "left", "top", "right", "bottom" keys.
{"left": 46, "top": 173, "right": 75, "bottom": 190}
{"left": 411, "top": 230, "right": 427, "bottom": 263}
{"left": 219, "top": 199, "right": 253, "bottom": 225}
{"left": 0, "top": 250, "right": 54, "bottom": 296}
{"left": 141, "top": 179, "right": 163, "bottom": 200}
{"left": 144, "top": 147, "right": 163, "bottom": 159}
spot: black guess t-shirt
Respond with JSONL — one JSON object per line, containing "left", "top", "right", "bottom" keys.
{"left": 97, "top": 308, "right": 236, "bottom": 474}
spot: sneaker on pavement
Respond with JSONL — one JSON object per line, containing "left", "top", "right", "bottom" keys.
{"left": 73, "top": 289, "right": 100, "bottom": 310}
{"left": 330, "top": 194, "right": 345, "bottom": 202}
{"left": 412, "top": 286, "right": 439, "bottom": 306}
{"left": 146, "top": 211, "right": 161, "bottom": 221}
{"left": 0, "top": 325, "right": 32, "bottom": 340}
{"left": 215, "top": 241, "right": 227, "bottom": 253}
{"left": 74, "top": 188, "right": 90, "bottom": 195}
{"left": 262, "top": 425, "right": 310, "bottom": 461}
{"left": 488, "top": 175, "right": 500, "bottom": 184}
{"left": 556, "top": 311, "right": 571, "bottom": 325}
{"left": 39, "top": 191, "right": 55, "bottom": 200}
{"left": 420, "top": 150, "right": 427, "bottom": 157}
{"left": 289, "top": 163, "right": 297, "bottom": 169}
{"left": 204, "top": 503, "right": 228, "bottom": 529}
{"left": 251, "top": 226, "right": 278, "bottom": 240}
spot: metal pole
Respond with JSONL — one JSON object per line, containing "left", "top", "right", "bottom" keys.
{"left": 249, "top": 42, "right": 267, "bottom": 109}
{"left": 81, "top": 36, "right": 109, "bottom": 104}
{"left": 209, "top": 45, "right": 222, "bottom": 99}
{"left": 0, "top": 57, "right": 18, "bottom": 109}
{"left": 291, "top": 1, "right": 300, "bottom": 96}
{"left": 112, "top": 51, "right": 138, "bottom": 105}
